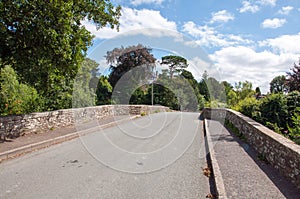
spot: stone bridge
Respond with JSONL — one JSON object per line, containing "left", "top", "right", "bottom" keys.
{"left": 0, "top": 106, "right": 299, "bottom": 198}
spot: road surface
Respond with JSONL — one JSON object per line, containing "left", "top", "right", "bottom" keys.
{"left": 0, "top": 112, "right": 210, "bottom": 199}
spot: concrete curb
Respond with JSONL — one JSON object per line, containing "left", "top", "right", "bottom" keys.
{"left": 204, "top": 119, "right": 227, "bottom": 199}
{"left": 0, "top": 115, "right": 140, "bottom": 163}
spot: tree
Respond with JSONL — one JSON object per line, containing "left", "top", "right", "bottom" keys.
{"left": 72, "top": 58, "right": 99, "bottom": 108}
{"left": 145, "top": 84, "right": 179, "bottom": 110}
{"left": 234, "top": 81, "right": 255, "bottom": 100}
{"left": 222, "top": 81, "right": 233, "bottom": 96}
{"left": 0, "top": 0, "right": 121, "bottom": 110}
{"left": 180, "top": 69, "right": 194, "bottom": 80}
{"left": 198, "top": 71, "right": 210, "bottom": 101}
{"left": 286, "top": 62, "right": 300, "bottom": 92}
{"left": 0, "top": 65, "right": 42, "bottom": 115}
{"left": 180, "top": 69, "right": 205, "bottom": 110}
{"left": 206, "top": 77, "right": 226, "bottom": 102}
{"left": 259, "top": 93, "right": 288, "bottom": 130}
{"left": 255, "top": 87, "right": 261, "bottom": 99}
{"left": 270, "top": 75, "right": 288, "bottom": 93}
{"left": 96, "top": 76, "right": 113, "bottom": 105}
{"left": 237, "top": 97, "right": 260, "bottom": 119}
{"left": 227, "top": 90, "right": 238, "bottom": 108}
{"left": 286, "top": 91, "right": 300, "bottom": 126}
{"left": 106, "top": 44, "right": 156, "bottom": 87}
{"left": 287, "top": 108, "right": 300, "bottom": 144}
{"left": 130, "top": 87, "right": 147, "bottom": 105}
{"left": 161, "top": 55, "right": 188, "bottom": 79}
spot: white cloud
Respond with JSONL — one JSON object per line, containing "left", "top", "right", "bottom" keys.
{"left": 187, "top": 57, "right": 213, "bottom": 80}
{"left": 278, "top": 6, "right": 294, "bottom": 15}
{"left": 259, "top": 33, "right": 300, "bottom": 54}
{"left": 261, "top": 18, "right": 286, "bottom": 29}
{"left": 130, "top": 0, "right": 165, "bottom": 6}
{"left": 209, "top": 45, "right": 296, "bottom": 93}
{"left": 239, "top": 0, "right": 276, "bottom": 13}
{"left": 82, "top": 7, "right": 177, "bottom": 39}
{"left": 210, "top": 10, "right": 234, "bottom": 23}
{"left": 182, "top": 22, "right": 227, "bottom": 47}
{"left": 259, "top": 0, "right": 276, "bottom": 6}
{"left": 182, "top": 21, "right": 253, "bottom": 48}
{"left": 239, "top": 1, "right": 260, "bottom": 13}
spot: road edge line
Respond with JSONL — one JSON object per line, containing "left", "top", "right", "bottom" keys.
{"left": 204, "top": 118, "right": 227, "bottom": 199}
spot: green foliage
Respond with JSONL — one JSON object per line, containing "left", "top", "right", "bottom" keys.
{"left": 0, "top": 0, "right": 121, "bottom": 111}
{"left": 197, "top": 95, "right": 206, "bottom": 110}
{"left": 130, "top": 87, "right": 146, "bottom": 105}
{"left": 96, "top": 76, "right": 113, "bottom": 105}
{"left": 205, "top": 100, "right": 227, "bottom": 108}
{"left": 227, "top": 90, "right": 239, "bottom": 107}
{"left": 255, "top": 87, "right": 261, "bottom": 97}
{"left": 107, "top": 44, "right": 156, "bottom": 87}
{"left": 198, "top": 71, "right": 210, "bottom": 101}
{"left": 286, "top": 91, "right": 300, "bottom": 123}
{"left": 161, "top": 55, "right": 188, "bottom": 79}
{"left": 123, "top": 67, "right": 204, "bottom": 111}
{"left": 226, "top": 81, "right": 257, "bottom": 112}
{"left": 286, "top": 62, "right": 300, "bottom": 92}
{"left": 146, "top": 84, "right": 180, "bottom": 110}
{"left": 270, "top": 75, "right": 288, "bottom": 93}
{"left": 287, "top": 109, "right": 300, "bottom": 144}
{"left": 73, "top": 58, "right": 99, "bottom": 108}
{"left": 259, "top": 93, "right": 288, "bottom": 129}
{"left": 265, "top": 122, "right": 283, "bottom": 134}
{"left": 198, "top": 72, "right": 229, "bottom": 103}
{"left": 206, "top": 77, "right": 226, "bottom": 102}
{"left": 155, "top": 71, "right": 200, "bottom": 111}
{"left": 222, "top": 81, "right": 234, "bottom": 96}
{"left": 234, "top": 97, "right": 260, "bottom": 119}
{"left": 44, "top": 71, "right": 73, "bottom": 110}
{"left": 0, "top": 65, "right": 42, "bottom": 115}
{"left": 234, "top": 81, "right": 255, "bottom": 100}
{"left": 180, "top": 70, "right": 205, "bottom": 110}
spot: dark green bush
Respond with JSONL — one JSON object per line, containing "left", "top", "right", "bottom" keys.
{"left": 259, "top": 93, "right": 288, "bottom": 130}
{"left": 0, "top": 65, "right": 42, "bottom": 115}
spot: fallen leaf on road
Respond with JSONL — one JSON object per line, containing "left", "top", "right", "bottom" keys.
{"left": 202, "top": 167, "right": 211, "bottom": 177}
{"left": 206, "top": 193, "right": 216, "bottom": 198}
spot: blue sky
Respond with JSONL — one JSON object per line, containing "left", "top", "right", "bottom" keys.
{"left": 84, "top": 0, "right": 300, "bottom": 93}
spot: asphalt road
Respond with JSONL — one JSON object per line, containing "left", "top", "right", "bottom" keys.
{"left": 0, "top": 112, "right": 210, "bottom": 199}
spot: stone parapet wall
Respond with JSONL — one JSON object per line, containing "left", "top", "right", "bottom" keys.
{"left": 0, "top": 105, "right": 169, "bottom": 139}
{"left": 202, "top": 108, "right": 300, "bottom": 189}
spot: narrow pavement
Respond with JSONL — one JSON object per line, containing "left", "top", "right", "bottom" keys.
{"left": 0, "top": 112, "right": 210, "bottom": 199}
{"left": 206, "top": 119, "right": 299, "bottom": 199}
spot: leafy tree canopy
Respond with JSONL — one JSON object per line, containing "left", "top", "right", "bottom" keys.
{"left": 270, "top": 75, "right": 288, "bottom": 93}
{"left": 0, "top": 65, "right": 42, "bottom": 115}
{"left": 96, "top": 76, "right": 113, "bottom": 105}
{"left": 0, "top": 0, "right": 121, "bottom": 110}
{"left": 286, "top": 62, "right": 300, "bottom": 92}
{"left": 73, "top": 58, "right": 99, "bottom": 108}
{"left": 161, "top": 55, "right": 188, "bottom": 79}
{"left": 106, "top": 44, "right": 156, "bottom": 87}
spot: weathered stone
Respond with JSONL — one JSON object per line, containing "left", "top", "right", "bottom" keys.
{"left": 0, "top": 104, "right": 169, "bottom": 139}
{"left": 202, "top": 108, "right": 300, "bottom": 189}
